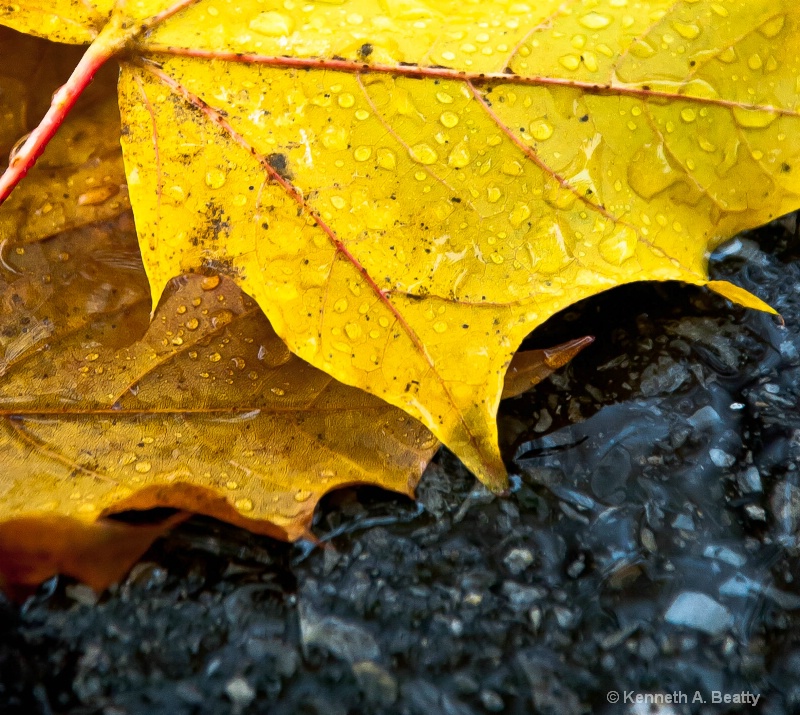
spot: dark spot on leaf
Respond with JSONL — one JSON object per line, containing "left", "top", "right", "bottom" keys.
{"left": 266, "top": 153, "right": 291, "bottom": 180}
{"left": 201, "top": 257, "right": 241, "bottom": 279}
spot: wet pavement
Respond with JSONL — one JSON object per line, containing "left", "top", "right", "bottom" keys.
{"left": 2, "top": 215, "right": 800, "bottom": 714}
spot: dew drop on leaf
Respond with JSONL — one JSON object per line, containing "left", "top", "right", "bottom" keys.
{"left": 579, "top": 12, "right": 611, "bottom": 29}
{"left": 448, "top": 142, "right": 471, "bottom": 168}
{"left": 248, "top": 11, "right": 294, "bottom": 37}
{"left": 353, "top": 145, "right": 372, "bottom": 161}
{"left": 205, "top": 169, "right": 226, "bottom": 189}
{"left": 439, "top": 111, "right": 459, "bottom": 128}
{"left": 376, "top": 148, "right": 396, "bottom": 171}
{"left": 530, "top": 120, "right": 553, "bottom": 141}
{"left": 409, "top": 143, "right": 438, "bottom": 165}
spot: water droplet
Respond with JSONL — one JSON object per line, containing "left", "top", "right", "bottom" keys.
{"left": 77, "top": 185, "right": 117, "bottom": 206}
{"left": 409, "top": 143, "right": 438, "bottom": 165}
{"left": 599, "top": 227, "right": 636, "bottom": 265}
{"left": 627, "top": 144, "right": 681, "bottom": 200}
{"left": 249, "top": 11, "right": 294, "bottom": 37}
{"left": 186, "top": 317, "right": 200, "bottom": 330}
{"left": 487, "top": 186, "right": 502, "bottom": 203}
{"left": 353, "top": 145, "right": 372, "bottom": 162}
{"left": 321, "top": 126, "right": 349, "bottom": 151}
{"left": 530, "top": 119, "right": 554, "bottom": 141}
{"left": 433, "top": 321, "right": 447, "bottom": 333}
{"left": 489, "top": 252, "right": 505, "bottom": 264}
{"left": 201, "top": 275, "right": 221, "bottom": 290}
{"left": 629, "top": 40, "right": 656, "bottom": 59}
{"left": 270, "top": 386, "right": 285, "bottom": 396}
{"left": 334, "top": 298, "right": 348, "bottom": 312}
{"left": 211, "top": 310, "right": 235, "bottom": 328}
{"left": 508, "top": 202, "right": 531, "bottom": 227}
{"left": 748, "top": 54, "right": 763, "bottom": 71}
{"left": 85, "top": 352, "right": 99, "bottom": 362}
{"left": 672, "top": 22, "right": 701, "bottom": 39}
{"left": 680, "top": 108, "right": 696, "bottom": 123}
{"left": 234, "top": 497, "right": 254, "bottom": 512}
{"left": 355, "top": 109, "right": 370, "bottom": 120}
{"left": 205, "top": 169, "right": 226, "bottom": 189}
{"left": 718, "top": 47, "right": 736, "bottom": 63}
{"left": 758, "top": 15, "right": 784, "bottom": 38}
{"left": 167, "top": 185, "right": 186, "bottom": 205}
{"left": 345, "top": 322, "right": 362, "bottom": 339}
{"left": 135, "top": 461, "right": 152, "bottom": 474}
{"left": 436, "top": 91, "right": 454, "bottom": 104}
{"left": 231, "top": 357, "right": 246, "bottom": 370}
{"left": 732, "top": 107, "right": 778, "bottom": 128}
{"left": 294, "top": 489, "right": 312, "bottom": 502}
{"left": 559, "top": 54, "right": 581, "bottom": 71}
{"left": 440, "top": 111, "right": 459, "bottom": 128}
{"left": 698, "top": 138, "right": 716, "bottom": 152}
{"left": 377, "top": 148, "right": 396, "bottom": 171}
{"left": 338, "top": 93, "right": 355, "bottom": 108}
{"left": 8, "top": 131, "right": 30, "bottom": 165}
{"left": 580, "top": 12, "right": 610, "bottom": 29}
{"left": 448, "top": 142, "right": 471, "bottom": 168}
{"left": 209, "top": 352, "right": 222, "bottom": 362}
{"left": 225, "top": 481, "right": 239, "bottom": 490}
{"left": 502, "top": 159, "right": 524, "bottom": 176}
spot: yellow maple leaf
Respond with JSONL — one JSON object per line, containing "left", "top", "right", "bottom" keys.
{"left": 0, "top": 0, "right": 795, "bottom": 490}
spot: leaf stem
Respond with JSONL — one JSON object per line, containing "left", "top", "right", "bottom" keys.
{"left": 0, "top": 20, "right": 129, "bottom": 206}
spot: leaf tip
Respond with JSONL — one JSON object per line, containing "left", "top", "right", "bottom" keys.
{"left": 706, "top": 280, "right": 778, "bottom": 316}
